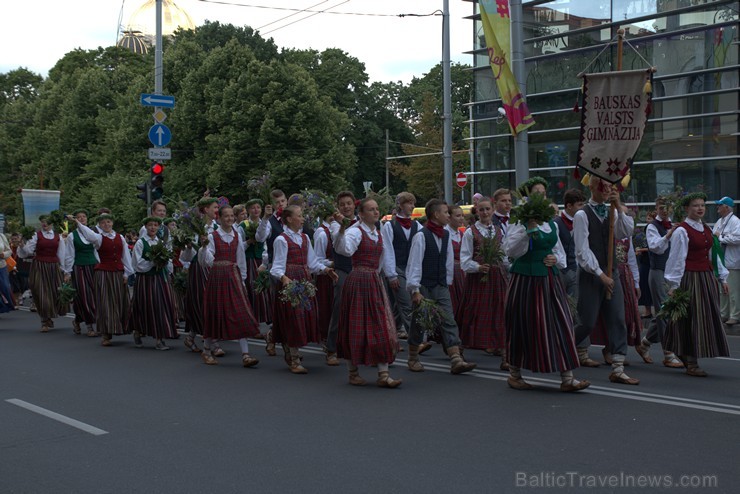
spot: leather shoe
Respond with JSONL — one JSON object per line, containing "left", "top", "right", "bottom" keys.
{"left": 418, "top": 342, "right": 432, "bottom": 355}
{"left": 349, "top": 373, "right": 367, "bottom": 386}
{"left": 635, "top": 343, "right": 653, "bottom": 364}
{"left": 560, "top": 379, "right": 591, "bottom": 392}
{"left": 725, "top": 318, "right": 738, "bottom": 325}
{"left": 242, "top": 353, "right": 259, "bottom": 368}
{"left": 609, "top": 371, "right": 640, "bottom": 385}
{"left": 579, "top": 357, "right": 600, "bottom": 368}
{"left": 663, "top": 355, "right": 684, "bottom": 368}
{"left": 686, "top": 366, "right": 707, "bottom": 377}
{"left": 507, "top": 377, "right": 533, "bottom": 390}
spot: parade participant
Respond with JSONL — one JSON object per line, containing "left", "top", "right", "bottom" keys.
{"left": 270, "top": 205, "right": 338, "bottom": 374}
{"left": 405, "top": 199, "right": 477, "bottom": 375}
{"left": 138, "top": 199, "right": 168, "bottom": 241}
{"left": 9, "top": 233, "right": 31, "bottom": 309}
{"left": 164, "top": 217, "right": 185, "bottom": 325}
{"left": 664, "top": 193, "right": 730, "bottom": 376}
{"left": 288, "top": 193, "right": 315, "bottom": 240}
{"left": 491, "top": 188, "right": 513, "bottom": 239}
{"left": 0, "top": 231, "right": 14, "bottom": 314}
{"left": 636, "top": 197, "right": 683, "bottom": 368}
{"left": 325, "top": 191, "right": 357, "bottom": 366}
{"left": 335, "top": 198, "right": 402, "bottom": 388}
{"left": 503, "top": 191, "right": 588, "bottom": 392}
{"left": 713, "top": 197, "right": 740, "bottom": 325}
{"left": 573, "top": 175, "right": 639, "bottom": 385}
{"left": 239, "top": 199, "right": 272, "bottom": 333}
{"left": 199, "top": 205, "right": 260, "bottom": 367}
{"left": 313, "top": 212, "right": 336, "bottom": 356}
{"left": 180, "top": 197, "right": 220, "bottom": 355}
{"left": 63, "top": 209, "right": 97, "bottom": 336}
{"left": 382, "top": 192, "right": 420, "bottom": 340}
{"left": 233, "top": 204, "right": 248, "bottom": 225}
{"left": 128, "top": 216, "right": 177, "bottom": 350}
{"left": 446, "top": 205, "right": 466, "bottom": 324}
{"left": 552, "top": 188, "right": 586, "bottom": 298}
{"left": 18, "top": 215, "right": 67, "bottom": 332}
{"left": 459, "top": 197, "right": 508, "bottom": 365}
{"left": 73, "top": 213, "right": 133, "bottom": 346}
{"left": 636, "top": 211, "right": 654, "bottom": 317}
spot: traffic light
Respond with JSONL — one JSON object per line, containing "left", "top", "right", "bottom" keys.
{"left": 136, "top": 181, "right": 149, "bottom": 203}
{"left": 150, "top": 162, "right": 164, "bottom": 200}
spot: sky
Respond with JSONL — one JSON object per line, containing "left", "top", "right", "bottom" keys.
{"left": 0, "top": 0, "right": 475, "bottom": 83}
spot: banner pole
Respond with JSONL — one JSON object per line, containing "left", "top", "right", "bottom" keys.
{"left": 606, "top": 28, "right": 625, "bottom": 299}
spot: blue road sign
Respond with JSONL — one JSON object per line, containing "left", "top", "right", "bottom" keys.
{"left": 140, "top": 94, "right": 175, "bottom": 108}
{"left": 148, "top": 124, "right": 172, "bottom": 147}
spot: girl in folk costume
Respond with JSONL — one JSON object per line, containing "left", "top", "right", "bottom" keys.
{"left": 0, "top": 232, "right": 14, "bottom": 314}
{"left": 503, "top": 194, "right": 589, "bottom": 392}
{"left": 459, "top": 198, "right": 508, "bottom": 367}
{"left": 313, "top": 212, "right": 336, "bottom": 353}
{"left": 63, "top": 209, "right": 97, "bottom": 336}
{"left": 239, "top": 199, "right": 273, "bottom": 331}
{"left": 446, "top": 205, "right": 466, "bottom": 325}
{"left": 73, "top": 214, "right": 133, "bottom": 346}
{"left": 128, "top": 217, "right": 178, "bottom": 350}
{"left": 270, "top": 205, "right": 338, "bottom": 374}
{"left": 164, "top": 218, "right": 186, "bottom": 324}
{"left": 200, "top": 206, "right": 261, "bottom": 367}
{"left": 664, "top": 193, "right": 730, "bottom": 376}
{"left": 18, "top": 215, "right": 67, "bottom": 332}
{"left": 335, "top": 198, "right": 402, "bottom": 388}
{"left": 180, "top": 197, "right": 220, "bottom": 354}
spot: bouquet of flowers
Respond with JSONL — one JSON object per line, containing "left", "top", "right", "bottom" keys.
{"left": 509, "top": 188, "right": 555, "bottom": 228}
{"left": 412, "top": 298, "right": 444, "bottom": 339}
{"left": 302, "top": 189, "right": 336, "bottom": 224}
{"left": 246, "top": 172, "right": 273, "bottom": 206}
{"left": 173, "top": 201, "right": 210, "bottom": 247}
{"left": 170, "top": 227, "right": 193, "bottom": 250}
{"left": 279, "top": 279, "right": 317, "bottom": 310}
{"left": 143, "top": 241, "right": 175, "bottom": 271}
{"left": 252, "top": 269, "right": 271, "bottom": 294}
{"left": 241, "top": 221, "right": 258, "bottom": 242}
{"left": 479, "top": 233, "right": 505, "bottom": 282}
{"left": 656, "top": 288, "right": 690, "bottom": 322}
{"left": 57, "top": 283, "right": 77, "bottom": 306}
{"left": 20, "top": 225, "right": 36, "bottom": 241}
{"left": 47, "top": 209, "right": 72, "bottom": 235}
{"left": 173, "top": 269, "right": 189, "bottom": 295}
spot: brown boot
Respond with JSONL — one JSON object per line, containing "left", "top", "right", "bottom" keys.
{"left": 265, "top": 329, "right": 276, "bottom": 356}
{"left": 407, "top": 345, "right": 425, "bottom": 372}
{"left": 289, "top": 351, "right": 308, "bottom": 374}
{"left": 500, "top": 349, "right": 510, "bottom": 371}
{"left": 418, "top": 341, "right": 433, "bottom": 355}
{"left": 326, "top": 352, "right": 340, "bottom": 366}
{"left": 447, "top": 346, "right": 477, "bottom": 374}
{"left": 72, "top": 320, "right": 82, "bottom": 335}
{"left": 377, "top": 371, "right": 402, "bottom": 388}
{"left": 242, "top": 353, "right": 259, "bottom": 368}
{"left": 348, "top": 365, "right": 366, "bottom": 386}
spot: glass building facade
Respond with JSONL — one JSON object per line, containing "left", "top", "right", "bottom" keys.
{"left": 464, "top": 0, "right": 738, "bottom": 221}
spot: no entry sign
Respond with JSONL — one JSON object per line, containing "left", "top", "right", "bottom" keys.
{"left": 456, "top": 172, "right": 467, "bottom": 188}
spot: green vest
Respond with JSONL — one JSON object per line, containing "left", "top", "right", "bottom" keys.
{"left": 72, "top": 230, "right": 97, "bottom": 266}
{"left": 241, "top": 220, "right": 265, "bottom": 260}
{"left": 141, "top": 238, "right": 167, "bottom": 276}
{"left": 510, "top": 221, "right": 560, "bottom": 277}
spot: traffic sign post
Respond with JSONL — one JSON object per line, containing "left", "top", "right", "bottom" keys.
{"left": 140, "top": 94, "right": 175, "bottom": 108}
{"left": 456, "top": 172, "right": 468, "bottom": 188}
{"left": 148, "top": 124, "right": 172, "bottom": 147}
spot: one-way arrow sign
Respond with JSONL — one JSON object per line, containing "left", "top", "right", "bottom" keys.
{"left": 148, "top": 124, "right": 172, "bottom": 147}
{"left": 140, "top": 93, "right": 175, "bottom": 108}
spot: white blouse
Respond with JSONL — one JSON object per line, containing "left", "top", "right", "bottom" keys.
{"left": 504, "top": 222, "right": 567, "bottom": 269}
{"left": 573, "top": 201, "right": 634, "bottom": 276}
{"left": 460, "top": 221, "right": 500, "bottom": 274}
{"left": 199, "top": 226, "right": 247, "bottom": 281}
{"left": 18, "top": 229, "right": 66, "bottom": 263}
{"left": 334, "top": 223, "right": 384, "bottom": 275}
{"left": 665, "top": 217, "right": 728, "bottom": 288}
{"left": 132, "top": 235, "right": 172, "bottom": 275}
{"left": 380, "top": 216, "right": 419, "bottom": 279}
{"left": 270, "top": 228, "right": 326, "bottom": 279}
{"left": 313, "top": 221, "right": 334, "bottom": 268}
{"left": 405, "top": 228, "right": 455, "bottom": 292}
{"left": 75, "top": 222, "right": 134, "bottom": 277}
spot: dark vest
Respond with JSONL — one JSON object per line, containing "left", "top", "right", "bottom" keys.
{"left": 584, "top": 205, "right": 616, "bottom": 273}
{"left": 648, "top": 219, "right": 670, "bottom": 271}
{"left": 552, "top": 215, "right": 575, "bottom": 272}
{"left": 266, "top": 215, "right": 284, "bottom": 264}
{"left": 333, "top": 221, "right": 355, "bottom": 274}
{"left": 392, "top": 220, "right": 419, "bottom": 269}
{"left": 420, "top": 228, "right": 448, "bottom": 289}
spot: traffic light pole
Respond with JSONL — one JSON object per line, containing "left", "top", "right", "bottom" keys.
{"left": 150, "top": 0, "right": 163, "bottom": 212}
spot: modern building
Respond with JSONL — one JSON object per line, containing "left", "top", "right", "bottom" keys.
{"left": 464, "top": 0, "right": 738, "bottom": 219}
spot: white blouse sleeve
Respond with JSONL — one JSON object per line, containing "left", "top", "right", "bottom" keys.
{"left": 199, "top": 234, "right": 216, "bottom": 268}
{"left": 63, "top": 235, "right": 75, "bottom": 274}
{"left": 335, "top": 226, "right": 362, "bottom": 257}
{"left": 132, "top": 239, "right": 155, "bottom": 274}
{"left": 269, "top": 236, "right": 288, "bottom": 280}
{"left": 236, "top": 235, "right": 248, "bottom": 281}
{"left": 121, "top": 236, "right": 134, "bottom": 278}
{"left": 255, "top": 218, "right": 271, "bottom": 243}
{"left": 627, "top": 240, "right": 639, "bottom": 284}
{"left": 18, "top": 233, "right": 38, "bottom": 258}
{"left": 460, "top": 228, "right": 480, "bottom": 273}
{"left": 306, "top": 239, "right": 327, "bottom": 275}
{"left": 313, "top": 228, "right": 332, "bottom": 267}
{"left": 381, "top": 221, "right": 397, "bottom": 279}
{"left": 664, "top": 227, "right": 688, "bottom": 289}
{"left": 75, "top": 222, "right": 103, "bottom": 249}
{"left": 405, "top": 233, "right": 425, "bottom": 293}
{"left": 503, "top": 224, "right": 529, "bottom": 260}
{"left": 551, "top": 223, "right": 567, "bottom": 270}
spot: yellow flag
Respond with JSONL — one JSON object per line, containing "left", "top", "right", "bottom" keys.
{"left": 479, "top": 0, "right": 535, "bottom": 135}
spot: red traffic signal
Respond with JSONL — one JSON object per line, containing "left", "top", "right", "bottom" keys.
{"left": 151, "top": 162, "right": 164, "bottom": 175}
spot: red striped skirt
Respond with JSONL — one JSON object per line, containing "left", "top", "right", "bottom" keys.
{"left": 272, "top": 265, "right": 321, "bottom": 347}
{"left": 315, "top": 272, "right": 334, "bottom": 340}
{"left": 590, "top": 264, "right": 642, "bottom": 347}
{"left": 245, "top": 257, "right": 272, "bottom": 324}
{"left": 94, "top": 270, "right": 129, "bottom": 335}
{"left": 449, "top": 261, "right": 465, "bottom": 323}
{"left": 29, "top": 260, "right": 66, "bottom": 321}
{"left": 505, "top": 271, "right": 579, "bottom": 373}
{"left": 204, "top": 262, "right": 259, "bottom": 340}
{"left": 72, "top": 264, "right": 96, "bottom": 324}
{"left": 337, "top": 268, "right": 398, "bottom": 366}
{"left": 128, "top": 273, "right": 177, "bottom": 339}
{"left": 185, "top": 259, "right": 209, "bottom": 335}
{"left": 458, "top": 267, "right": 507, "bottom": 349}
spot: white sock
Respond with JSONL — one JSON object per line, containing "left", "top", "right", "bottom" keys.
{"left": 377, "top": 363, "right": 389, "bottom": 372}
{"left": 239, "top": 338, "right": 249, "bottom": 354}
{"left": 560, "top": 370, "right": 575, "bottom": 384}
{"left": 611, "top": 353, "right": 625, "bottom": 374}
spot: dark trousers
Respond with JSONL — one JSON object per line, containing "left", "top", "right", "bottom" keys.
{"left": 408, "top": 284, "right": 462, "bottom": 349}
{"left": 325, "top": 268, "right": 349, "bottom": 353}
{"left": 575, "top": 269, "right": 628, "bottom": 356}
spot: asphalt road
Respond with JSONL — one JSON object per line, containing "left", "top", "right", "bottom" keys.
{"left": 1, "top": 308, "right": 739, "bottom": 493}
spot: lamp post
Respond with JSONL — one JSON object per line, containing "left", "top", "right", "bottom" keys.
{"left": 442, "top": 0, "right": 453, "bottom": 203}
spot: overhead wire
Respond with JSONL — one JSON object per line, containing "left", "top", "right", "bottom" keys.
{"left": 196, "top": 0, "right": 441, "bottom": 18}
{"left": 256, "top": 0, "right": 328, "bottom": 30}
{"left": 263, "top": 0, "right": 351, "bottom": 35}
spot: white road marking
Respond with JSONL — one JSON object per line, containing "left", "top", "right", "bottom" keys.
{"left": 6, "top": 399, "right": 109, "bottom": 436}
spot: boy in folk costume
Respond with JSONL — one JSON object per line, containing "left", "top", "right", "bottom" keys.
{"left": 313, "top": 211, "right": 336, "bottom": 355}
{"left": 200, "top": 205, "right": 261, "bottom": 367}
{"left": 635, "top": 197, "right": 684, "bottom": 368}
{"left": 63, "top": 209, "right": 98, "bottom": 337}
{"left": 552, "top": 188, "right": 586, "bottom": 298}
{"left": 18, "top": 215, "right": 67, "bottom": 332}
{"left": 72, "top": 213, "right": 133, "bottom": 346}
{"left": 129, "top": 216, "right": 177, "bottom": 350}
{"left": 573, "top": 175, "right": 640, "bottom": 385}
{"left": 405, "top": 199, "right": 477, "bottom": 375}
{"left": 664, "top": 193, "right": 730, "bottom": 376}
{"left": 381, "top": 192, "right": 421, "bottom": 340}
{"left": 325, "top": 191, "right": 358, "bottom": 365}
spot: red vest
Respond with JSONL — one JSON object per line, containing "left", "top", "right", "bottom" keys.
{"left": 96, "top": 234, "right": 124, "bottom": 272}
{"left": 682, "top": 222, "right": 712, "bottom": 272}
{"left": 36, "top": 231, "right": 60, "bottom": 263}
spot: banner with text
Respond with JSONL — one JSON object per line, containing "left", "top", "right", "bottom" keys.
{"left": 577, "top": 69, "right": 652, "bottom": 183}
{"left": 479, "top": 0, "right": 535, "bottom": 136}
{"left": 21, "top": 189, "right": 61, "bottom": 227}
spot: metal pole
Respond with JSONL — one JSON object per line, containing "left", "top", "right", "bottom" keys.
{"left": 510, "top": 0, "right": 529, "bottom": 186}
{"left": 468, "top": 103, "right": 475, "bottom": 204}
{"left": 442, "top": 0, "right": 453, "bottom": 203}
{"left": 155, "top": 0, "right": 163, "bottom": 95}
{"left": 385, "top": 128, "right": 390, "bottom": 192}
